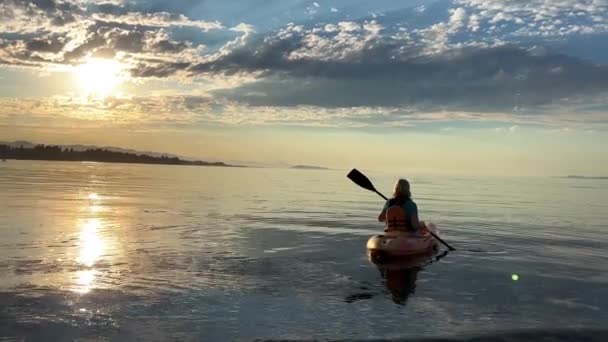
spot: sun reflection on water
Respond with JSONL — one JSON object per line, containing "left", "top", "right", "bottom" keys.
{"left": 75, "top": 269, "right": 97, "bottom": 294}
{"left": 77, "top": 218, "right": 103, "bottom": 268}
{"left": 88, "top": 205, "right": 104, "bottom": 213}
{"left": 73, "top": 213, "right": 106, "bottom": 293}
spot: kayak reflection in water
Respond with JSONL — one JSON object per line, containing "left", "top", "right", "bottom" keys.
{"left": 378, "top": 179, "right": 423, "bottom": 232}
{"left": 371, "top": 251, "right": 449, "bottom": 305}
{"left": 380, "top": 264, "right": 421, "bottom": 305}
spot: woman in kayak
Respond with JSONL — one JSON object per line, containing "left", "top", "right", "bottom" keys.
{"left": 378, "top": 179, "right": 423, "bottom": 232}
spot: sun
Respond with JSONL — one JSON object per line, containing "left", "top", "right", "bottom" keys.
{"left": 76, "top": 58, "right": 125, "bottom": 98}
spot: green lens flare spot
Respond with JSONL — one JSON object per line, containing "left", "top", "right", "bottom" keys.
{"left": 512, "top": 274, "right": 519, "bottom": 281}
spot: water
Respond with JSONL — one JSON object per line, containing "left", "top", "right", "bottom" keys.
{"left": 1, "top": 160, "right": 607, "bottom": 341}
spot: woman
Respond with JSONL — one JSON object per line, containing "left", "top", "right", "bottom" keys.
{"left": 378, "top": 179, "right": 423, "bottom": 232}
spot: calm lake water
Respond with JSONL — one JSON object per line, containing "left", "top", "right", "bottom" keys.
{"left": 1, "top": 160, "right": 607, "bottom": 341}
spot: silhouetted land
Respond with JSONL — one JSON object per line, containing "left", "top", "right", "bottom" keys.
{"left": 559, "top": 175, "right": 608, "bottom": 180}
{"left": 0, "top": 144, "right": 242, "bottom": 167}
{"left": 290, "top": 165, "right": 331, "bottom": 170}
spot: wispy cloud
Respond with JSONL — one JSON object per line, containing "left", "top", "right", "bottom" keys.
{"left": 2, "top": 94, "right": 607, "bottom": 130}
{"left": 91, "top": 12, "right": 223, "bottom": 31}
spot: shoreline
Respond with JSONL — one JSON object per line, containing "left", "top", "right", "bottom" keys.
{"left": 0, "top": 157, "right": 247, "bottom": 168}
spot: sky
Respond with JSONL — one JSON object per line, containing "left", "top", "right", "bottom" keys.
{"left": 1, "top": 0, "right": 607, "bottom": 175}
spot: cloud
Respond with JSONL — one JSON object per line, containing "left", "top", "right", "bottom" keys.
{"left": 26, "top": 37, "right": 69, "bottom": 53}
{"left": 468, "top": 14, "right": 481, "bottom": 32}
{"left": 0, "top": 95, "right": 404, "bottom": 128}
{"left": 455, "top": 0, "right": 608, "bottom": 36}
{"left": 0, "top": 0, "right": 223, "bottom": 69}
{"left": 1, "top": 0, "right": 608, "bottom": 129}
{"left": 2, "top": 94, "right": 606, "bottom": 130}
{"left": 411, "top": 7, "right": 473, "bottom": 55}
{"left": 306, "top": 2, "right": 319, "bottom": 16}
{"left": 285, "top": 21, "right": 382, "bottom": 61}
{"left": 448, "top": 7, "right": 468, "bottom": 33}
{"left": 91, "top": 12, "right": 224, "bottom": 31}
{"left": 174, "top": 21, "right": 608, "bottom": 114}
{"left": 129, "top": 61, "right": 191, "bottom": 78}
{"left": 0, "top": 0, "right": 85, "bottom": 34}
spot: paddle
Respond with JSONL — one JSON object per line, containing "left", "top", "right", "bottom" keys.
{"left": 347, "top": 168, "right": 456, "bottom": 251}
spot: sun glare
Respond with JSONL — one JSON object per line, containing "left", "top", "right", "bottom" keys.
{"left": 77, "top": 218, "right": 104, "bottom": 268}
{"left": 76, "top": 58, "right": 125, "bottom": 98}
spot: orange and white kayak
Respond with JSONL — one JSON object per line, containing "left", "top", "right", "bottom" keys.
{"left": 366, "top": 222, "right": 440, "bottom": 261}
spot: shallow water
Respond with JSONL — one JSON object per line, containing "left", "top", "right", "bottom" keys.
{"left": 1, "top": 160, "right": 607, "bottom": 341}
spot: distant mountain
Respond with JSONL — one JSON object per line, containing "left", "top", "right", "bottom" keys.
{"left": 2, "top": 141, "right": 36, "bottom": 149}
{"left": 290, "top": 165, "right": 331, "bottom": 170}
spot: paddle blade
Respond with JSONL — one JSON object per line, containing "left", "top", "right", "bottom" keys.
{"left": 347, "top": 168, "right": 376, "bottom": 192}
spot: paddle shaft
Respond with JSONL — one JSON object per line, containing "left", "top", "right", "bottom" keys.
{"left": 375, "top": 190, "right": 388, "bottom": 201}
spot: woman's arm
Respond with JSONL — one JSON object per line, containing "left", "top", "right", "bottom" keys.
{"left": 410, "top": 212, "right": 421, "bottom": 231}
{"left": 406, "top": 201, "right": 422, "bottom": 231}
{"left": 378, "top": 209, "right": 386, "bottom": 222}
{"left": 378, "top": 200, "right": 390, "bottom": 222}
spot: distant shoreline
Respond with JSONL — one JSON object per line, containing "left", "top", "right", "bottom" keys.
{"left": 290, "top": 165, "right": 331, "bottom": 170}
{"left": 557, "top": 175, "right": 608, "bottom": 180}
{"left": 0, "top": 157, "right": 247, "bottom": 168}
{"left": 0, "top": 144, "right": 245, "bottom": 168}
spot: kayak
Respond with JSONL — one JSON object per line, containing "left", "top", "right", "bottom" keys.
{"left": 366, "top": 222, "right": 440, "bottom": 262}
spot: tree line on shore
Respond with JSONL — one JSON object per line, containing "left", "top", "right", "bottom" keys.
{"left": 0, "top": 144, "right": 236, "bottom": 167}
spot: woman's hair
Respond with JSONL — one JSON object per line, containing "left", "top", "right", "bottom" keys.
{"left": 393, "top": 179, "right": 411, "bottom": 199}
